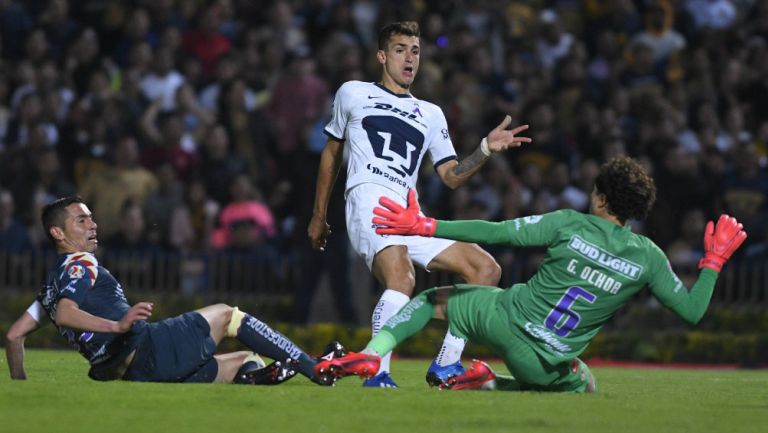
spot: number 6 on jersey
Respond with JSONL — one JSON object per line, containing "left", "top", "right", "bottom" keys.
{"left": 545, "top": 286, "right": 597, "bottom": 337}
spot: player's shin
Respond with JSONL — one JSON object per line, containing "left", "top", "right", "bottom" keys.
{"left": 226, "top": 307, "right": 316, "bottom": 379}
{"left": 368, "top": 291, "right": 436, "bottom": 355}
{"left": 371, "top": 289, "right": 410, "bottom": 373}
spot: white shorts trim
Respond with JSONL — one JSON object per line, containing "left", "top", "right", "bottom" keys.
{"left": 345, "top": 183, "right": 455, "bottom": 270}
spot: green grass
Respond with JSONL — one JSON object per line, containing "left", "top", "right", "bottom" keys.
{"left": 1, "top": 350, "right": 766, "bottom": 433}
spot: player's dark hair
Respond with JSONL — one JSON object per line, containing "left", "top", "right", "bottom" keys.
{"left": 41, "top": 196, "right": 85, "bottom": 242}
{"left": 594, "top": 157, "right": 656, "bottom": 223}
{"left": 378, "top": 21, "right": 420, "bottom": 50}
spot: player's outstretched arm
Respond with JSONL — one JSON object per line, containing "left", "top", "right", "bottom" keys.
{"left": 373, "top": 188, "right": 512, "bottom": 244}
{"left": 6, "top": 312, "right": 40, "bottom": 380}
{"left": 437, "top": 116, "right": 531, "bottom": 189}
{"left": 698, "top": 214, "right": 747, "bottom": 273}
{"left": 652, "top": 214, "right": 747, "bottom": 324}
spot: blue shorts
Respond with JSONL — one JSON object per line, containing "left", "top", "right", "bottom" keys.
{"left": 123, "top": 312, "right": 218, "bottom": 383}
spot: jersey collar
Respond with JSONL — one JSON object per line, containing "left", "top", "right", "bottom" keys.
{"left": 374, "top": 82, "right": 413, "bottom": 98}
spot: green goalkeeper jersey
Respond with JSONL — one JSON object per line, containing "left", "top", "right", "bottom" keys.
{"left": 436, "top": 210, "right": 718, "bottom": 364}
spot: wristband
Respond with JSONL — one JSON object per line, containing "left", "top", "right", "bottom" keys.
{"left": 480, "top": 137, "right": 491, "bottom": 156}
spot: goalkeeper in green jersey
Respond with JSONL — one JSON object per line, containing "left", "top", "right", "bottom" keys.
{"left": 314, "top": 156, "right": 747, "bottom": 392}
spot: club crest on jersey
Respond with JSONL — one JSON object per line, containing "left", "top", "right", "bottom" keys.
{"left": 62, "top": 253, "right": 99, "bottom": 287}
{"left": 68, "top": 265, "right": 85, "bottom": 279}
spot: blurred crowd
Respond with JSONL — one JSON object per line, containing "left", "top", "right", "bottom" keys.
{"left": 1, "top": 0, "right": 767, "bottom": 299}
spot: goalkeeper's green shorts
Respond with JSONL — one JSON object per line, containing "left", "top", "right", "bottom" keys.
{"left": 440, "top": 285, "right": 594, "bottom": 393}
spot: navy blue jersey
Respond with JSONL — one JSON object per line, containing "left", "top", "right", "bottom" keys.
{"left": 37, "top": 252, "right": 145, "bottom": 365}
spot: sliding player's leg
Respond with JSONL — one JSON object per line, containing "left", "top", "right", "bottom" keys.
{"left": 481, "top": 311, "right": 597, "bottom": 393}
{"left": 315, "top": 286, "right": 452, "bottom": 381}
{"left": 422, "top": 240, "right": 501, "bottom": 384}
{"left": 196, "top": 303, "right": 329, "bottom": 384}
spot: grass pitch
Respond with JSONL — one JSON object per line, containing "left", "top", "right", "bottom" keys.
{"left": 1, "top": 350, "right": 766, "bottom": 433}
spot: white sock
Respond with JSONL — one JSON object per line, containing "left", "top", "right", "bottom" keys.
{"left": 371, "top": 289, "right": 410, "bottom": 374}
{"left": 434, "top": 330, "right": 466, "bottom": 367}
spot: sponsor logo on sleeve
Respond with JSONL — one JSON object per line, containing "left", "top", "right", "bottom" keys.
{"left": 514, "top": 214, "right": 543, "bottom": 230}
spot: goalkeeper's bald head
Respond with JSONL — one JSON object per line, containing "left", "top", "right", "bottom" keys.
{"left": 594, "top": 156, "right": 656, "bottom": 223}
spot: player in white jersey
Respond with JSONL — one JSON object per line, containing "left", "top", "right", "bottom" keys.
{"left": 308, "top": 21, "right": 531, "bottom": 388}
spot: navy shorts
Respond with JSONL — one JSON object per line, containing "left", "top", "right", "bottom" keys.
{"left": 123, "top": 312, "right": 219, "bottom": 383}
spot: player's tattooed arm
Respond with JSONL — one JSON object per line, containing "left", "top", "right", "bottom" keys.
{"left": 453, "top": 147, "right": 490, "bottom": 176}
{"left": 437, "top": 117, "right": 531, "bottom": 189}
{"left": 436, "top": 147, "right": 488, "bottom": 189}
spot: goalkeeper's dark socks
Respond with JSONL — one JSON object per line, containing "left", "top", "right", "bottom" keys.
{"left": 234, "top": 313, "right": 316, "bottom": 378}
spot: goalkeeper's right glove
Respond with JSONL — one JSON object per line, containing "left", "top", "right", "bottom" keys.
{"left": 373, "top": 188, "right": 437, "bottom": 237}
{"left": 698, "top": 214, "right": 748, "bottom": 273}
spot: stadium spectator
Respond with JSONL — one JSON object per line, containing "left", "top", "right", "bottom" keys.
{"left": 78, "top": 135, "right": 158, "bottom": 240}
{"left": 536, "top": 9, "right": 575, "bottom": 71}
{"left": 308, "top": 21, "right": 530, "bottom": 388}
{"left": 182, "top": 2, "right": 232, "bottom": 78}
{"left": 173, "top": 82, "right": 215, "bottom": 142}
{"left": 199, "top": 123, "right": 246, "bottom": 205}
{"left": 4, "top": 196, "right": 341, "bottom": 385}
{"left": 317, "top": 157, "right": 747, "bottom": 392}
{"left": 111, "top": 7, "right": 156, "bottom": 68}
{"left": 198, "top": 52, "right": 254, "bottom": 114}
{"left": 139, "top": 46, "right": 184, "bottom": 112}
{"left": 101, "top": 198, "right": 163, "bottom": 284}
{"left": 143, "top": 162, "right": 184, "bottom": 248}
{"left": 216, "top": 77, "right": 276, "bottom": 187}
{"left": 629, "top": 1, "right": 686, "bottom": 64}
{"left": 13, "top": 148, "right": 75, "bottom": 244}
{"left": 0, "top": 187, "right": 31, "bottom": 252}
{"left": 666, "top": 207, "right": 707, "bottom": 286}
{"left": 103, "top": 198, "right": 160, "bottom": 256}
{"left": 169, "top": 178, "right": 219, "bottom": 252}
{"left": 719, "top": 142, "right": 768, "bottom": 244}
{"left": 212, "top": 173, "right": 276, "bottom": 251}
{"left": 0, "top": 0, "right": 33, "bottom": 61}
{"left": 139, "top": 104, "right": 200, "bottom": 180}
{"left": 268, "top": 49, "right": 329, "bottom": 183}
{"left": 37, "top": 0, "right": 79, "bottom": 62}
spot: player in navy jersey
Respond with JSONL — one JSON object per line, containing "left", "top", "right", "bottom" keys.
{"left": 308, "top": 21, "right": 532, "bottom": 387}
{"left": 5, "top": 196, "right": 343, "bottom": 384}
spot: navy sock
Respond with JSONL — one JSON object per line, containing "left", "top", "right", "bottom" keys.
{"left": 236, "top": 314, "right": 316, "bottom": 378}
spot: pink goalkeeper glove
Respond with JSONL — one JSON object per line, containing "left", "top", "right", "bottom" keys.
{"left": 372, "top": 188, "right": 437, "bottom": 237}
{"left": 698, "top": 214, "right": 748, "bottom": 272}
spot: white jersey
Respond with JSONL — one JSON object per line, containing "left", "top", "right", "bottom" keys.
{"left": 325, "top": 81, "right": 457, "bottom": 198}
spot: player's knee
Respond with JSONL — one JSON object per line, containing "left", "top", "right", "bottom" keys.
{"left": 482, "top": 261, "right": 502, "bottom": 285}
{"left": 467, "top": 258, "right": 501, "bottom": 285}
{"left": 584, "top": 369, "right": 598, "bottom": 393}
{"left": 225, "top": 306, "right": 245, "bottom": 337}
{"left": 384, "top": 273, "right": 416, "bottom": 294}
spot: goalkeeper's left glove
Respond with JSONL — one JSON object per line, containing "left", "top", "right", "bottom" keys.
{"left": 373, "top": 188, "right": 437, "bottom": 237}
{"left": 698, "top": 214, "right": 747, "bottom": 273}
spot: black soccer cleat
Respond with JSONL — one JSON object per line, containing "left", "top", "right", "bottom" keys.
{"left": 318, "top": 340, "right": 347, "bottom": 362}
{"left": 233, "top": 358, "right": 298, "bottom": 385}
{"left": 309, "top": 340, "right": 348, "bottom": 386}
